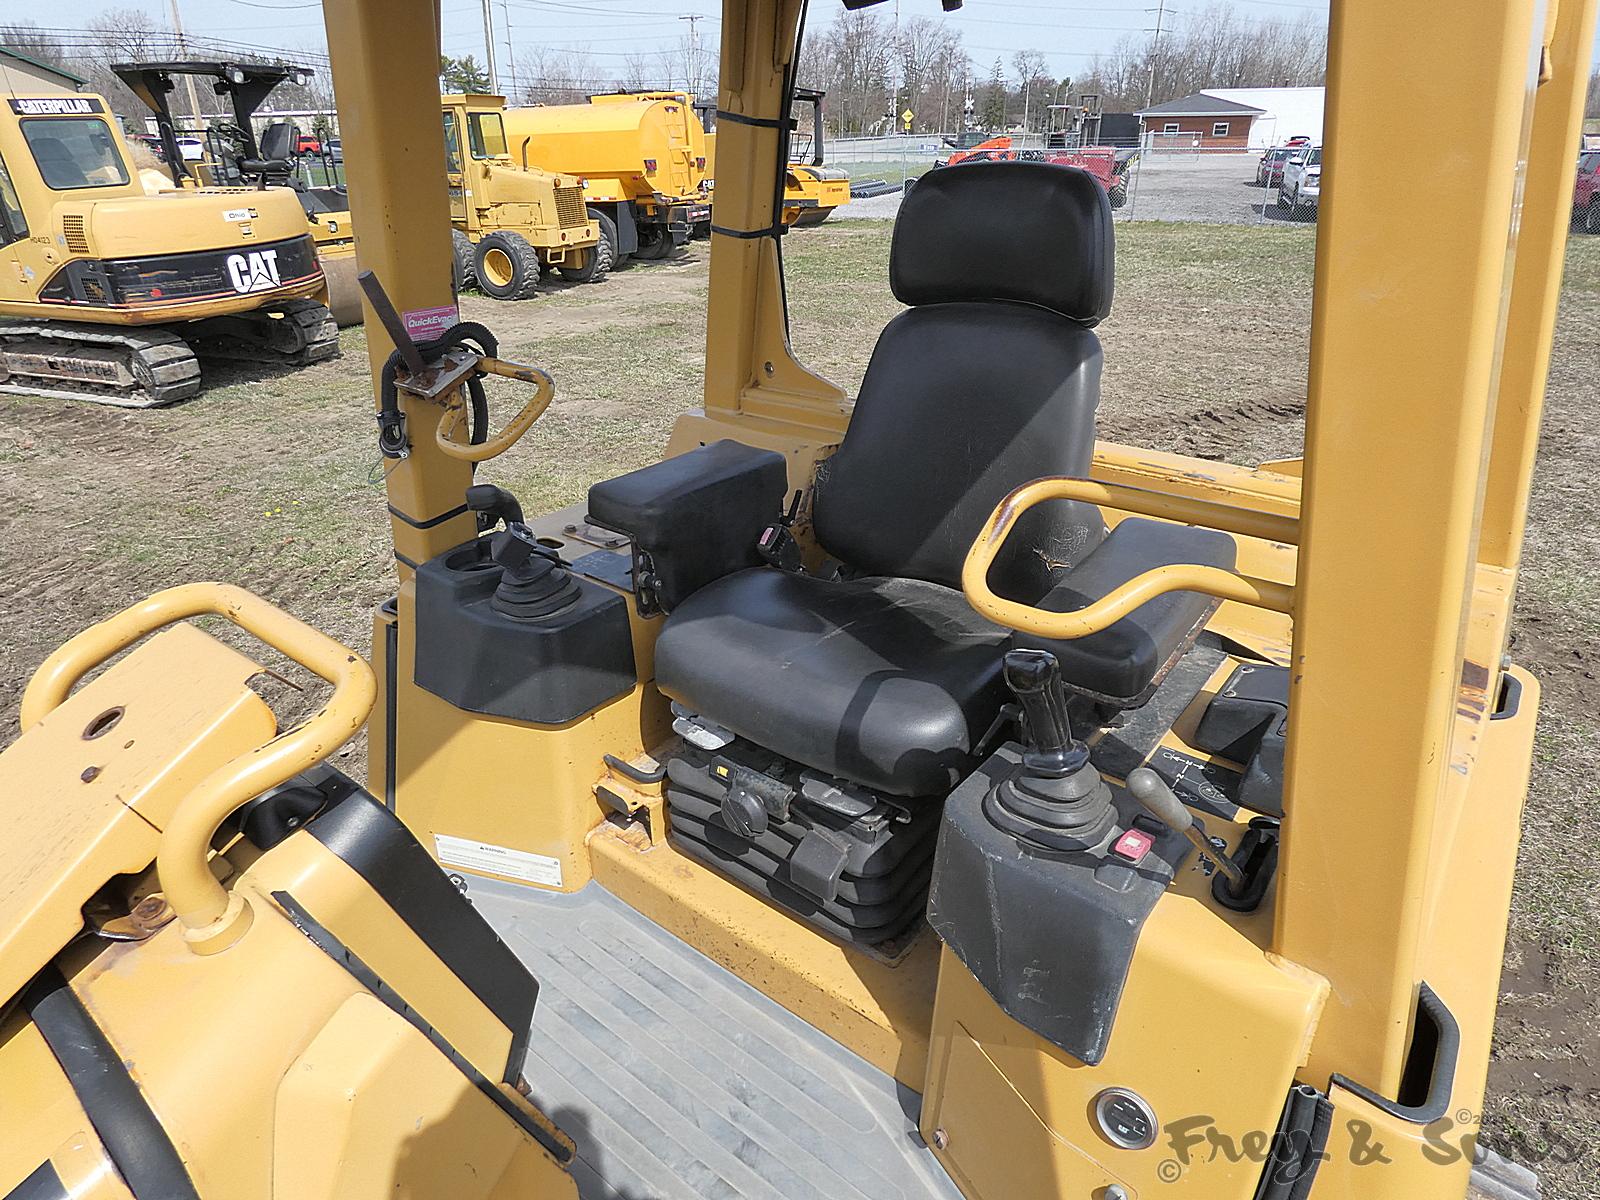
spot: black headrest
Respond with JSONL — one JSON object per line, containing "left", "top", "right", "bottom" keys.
{"left": 890, "top": 160, "right": 1114, "bottom": 327}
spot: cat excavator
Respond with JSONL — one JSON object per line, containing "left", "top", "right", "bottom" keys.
{"left": 0, "top": 91, "right": 339, "bottom": 407}
{"left": 0, "top": 1, "right": 1591, "bottom": 1198}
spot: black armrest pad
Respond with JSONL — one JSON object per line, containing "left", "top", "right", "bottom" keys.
{"left": 587, "top": 440, "right": 787, "bottom": 611}
{"left": 1015, "top": 518, "right": 1238, "bottom": 707}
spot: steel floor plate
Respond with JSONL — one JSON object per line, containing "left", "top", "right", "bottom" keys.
{"left": 467, "top": 875, "right": 963, "bottom": 1200}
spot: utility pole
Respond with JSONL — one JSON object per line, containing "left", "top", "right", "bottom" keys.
{"left": 166, "top": 0, "right": 205, "bottom": 127}
{"left": 1144, "top": 0, "right": 1167, "bottom": 109}
{"left": 502, "top": 0, "right": 517, "bottom": 101}
{"left": 481, "top": 0, "right": 499, "bottom": 95}
{"left": 679, "top": 14, "right": 704, "bottom": 94}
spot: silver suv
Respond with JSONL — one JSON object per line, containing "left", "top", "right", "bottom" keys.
{"left": 1278, "top": 146, "right": 1322, "bottom": 217}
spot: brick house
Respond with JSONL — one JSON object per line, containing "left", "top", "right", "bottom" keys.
{"left": 1134, "top": 93, "right": 1265, "bottom": 149}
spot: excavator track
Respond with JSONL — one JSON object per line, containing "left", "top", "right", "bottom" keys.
{"left": 0, "top": 321, "right": 202, "bottom": 409}
{"left": 187, "top": 299, "right": 341, "bottom": 367}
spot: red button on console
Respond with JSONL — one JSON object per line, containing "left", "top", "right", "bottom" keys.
{"left": 1112, "top": 828, "right": 1155, "bottom": 864}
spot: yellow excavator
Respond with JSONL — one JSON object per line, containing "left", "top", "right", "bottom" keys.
{"left": 0, "top": 2, "right": 1592, "bottom": 1199}
{"left": 0, "top": 93, "right": 337, "bottom": 407}
{"left": 112, "top": 60, "right": 364, "bottom": 327}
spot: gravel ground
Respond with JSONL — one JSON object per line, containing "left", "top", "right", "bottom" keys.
{"left": 834, "top": 153, "right": 1311, "bottom": 229}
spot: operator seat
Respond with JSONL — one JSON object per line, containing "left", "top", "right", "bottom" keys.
{"left": 656, "top": 161, "right": 1118, "bottom": 799}
{"left": 597, "top": 161, "right": 1236, "bottom": 942}
{"left": 239, "top": 121, "right": 297, "bottom": 186}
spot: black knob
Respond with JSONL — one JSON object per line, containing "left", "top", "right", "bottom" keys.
{"left": 466, "top": 483, "right": 524, "bottom": 531}
{"left": 720, "top": 782, "right": 769, "bottom": 840}
{"left": 1004, "top": 648, "right": 1084, "bottom": 775}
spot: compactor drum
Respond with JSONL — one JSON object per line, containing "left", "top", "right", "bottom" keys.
{"left": 0, "top": 94, "right": 338, "bottom": 407}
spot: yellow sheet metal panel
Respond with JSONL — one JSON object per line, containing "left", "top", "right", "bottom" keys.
{"left": 1480, "top": 0, "right": 1600, "bottom": 571}
{"left": 386, "top": 579, "right": 669, "bottom": 895}
{"left": 590, "top": 827, "right": 940, "bottom": 1088}
{"left": 924, "top": 886, "right": 1328, "bottom": 1199}
{"left": 273, "top": 993, "right": 571, "bottom": 1200}
{"left": 1278, "top": 0, "right": 1545, "bottom": 1092}
{"left": 0, "top": 1009, "right": 133, "bottom": 1199}
{"left": 244, "top": 834, "right": 517, "bottom": 1083}
{"left": 0, "top": 624, "right": 273, "bottom": 1007}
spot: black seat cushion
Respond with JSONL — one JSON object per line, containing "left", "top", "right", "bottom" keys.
{"left": 1015, "top": 518, "right": 1239, "bottom": 706}
{"left": 812, "top": 302, "right": 1106, "bottom": 603}
{"left": 654, "top": 568, "right": 1010, "bottom": 797}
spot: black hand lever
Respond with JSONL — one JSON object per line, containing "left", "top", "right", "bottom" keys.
{"left": 1003, "top": 648, "right": 1086, "bottom": 776}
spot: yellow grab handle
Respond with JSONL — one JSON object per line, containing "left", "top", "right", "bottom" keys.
{"left": 22, "top": 583, "right": 376, "bottom": 949}
{"left": 435, "top": 357, "right": 554, "bottom": 463}
{"left": 961, "top": 477, "right": 1296, "bottom": 641}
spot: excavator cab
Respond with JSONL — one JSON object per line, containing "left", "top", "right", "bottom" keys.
{"left": 2, "top": 0, "right": 1594, "bottom": 1196}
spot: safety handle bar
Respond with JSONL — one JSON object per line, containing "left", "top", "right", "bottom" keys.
{"left": 960, "top": 477, "right": 1297, "bottom": 641}
{"left": 435, "top": 357, "right": 554, "bottom": 463}
{"left": 22, "top": 583, "right": 376, "bottom": 950}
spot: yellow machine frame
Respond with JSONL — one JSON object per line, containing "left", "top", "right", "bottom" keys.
{"left": 3, "top": 0, "right": 1593, "bottom": 1195}
{"left": 328, "top": 0, "right": 1593, "bottom": 1194}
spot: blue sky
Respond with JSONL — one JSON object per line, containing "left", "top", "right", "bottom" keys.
{"left": 7, "top": 0, "right": 1599, "bottom": 84}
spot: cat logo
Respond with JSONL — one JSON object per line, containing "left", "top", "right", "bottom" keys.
{"left": 225, "top": 249, "right": 282, "bottom": 294}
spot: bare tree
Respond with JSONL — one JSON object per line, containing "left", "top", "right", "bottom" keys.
{"left": 1011, "top": 49, "right": 1052, "bottom": 131}
{"left": 1076, "top": 2, "right": 1327, "bottom": 112}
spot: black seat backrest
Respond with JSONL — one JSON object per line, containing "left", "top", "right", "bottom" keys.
{"left": 812, "top": 160, "right": 1114, "bottom": 603}
{"left": 258, "top": 121, "right": 296, "bottom": 162}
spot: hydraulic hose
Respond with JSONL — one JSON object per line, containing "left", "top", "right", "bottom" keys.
{"left": 376, "top": 321, "right": 498, "bottom": 458}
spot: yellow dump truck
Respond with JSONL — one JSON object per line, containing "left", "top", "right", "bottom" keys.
{"left": 442, "top": 94, "right": 606, "bottom": 299}
{"left": 502, "top": 92, "right": 712, "bottom": 262}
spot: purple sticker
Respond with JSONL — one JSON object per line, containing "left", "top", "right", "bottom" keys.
{"left": 402, "top": 304, "right": 458, "bottom": 340}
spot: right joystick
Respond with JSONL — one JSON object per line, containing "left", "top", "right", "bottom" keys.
{"left": 1003, "top": 648, "right": 1085, "bottom": 776}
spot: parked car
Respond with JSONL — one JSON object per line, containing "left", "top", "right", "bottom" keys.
{"left": 327, "top": 138, "right": 343, "bottom": 163}
{"left": 1256, "top": 147, "right": 1294, "bottom": 187}
{"left": 1278, "top": 146, "right": 1321, "bottom": 217}
{"left": 295, "top": 134, "right": 322, "bottom": 154}
{"left": 1575, "top": 150, "right": 1599, "bottom": 234}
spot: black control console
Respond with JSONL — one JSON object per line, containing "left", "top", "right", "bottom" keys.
{"left": 412, "top": 488, "right": 637, "bottom": 725}
{"left": 927, "top": 649, "right": 1192, "bottom": 1065}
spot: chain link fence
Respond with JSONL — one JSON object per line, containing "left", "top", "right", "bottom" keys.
{"left": 821, "top": 133, "right": 1337, "bottom": 229}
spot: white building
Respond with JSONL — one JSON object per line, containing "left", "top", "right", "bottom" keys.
{"left": 1201, "top": 87, "right": 1324, "bottom": 149}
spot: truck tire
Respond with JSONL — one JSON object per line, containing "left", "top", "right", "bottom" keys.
{"left": 451, "top": 228, "right": 477, "bottom": 292}
{"left": 1586, "top": 201, "right": 1600, "bottom": 235}
{"left": 588, "top": 207, "right": 621, "bottom": 266}
{"left": 1107, "top": 182, "right": 1128, "bottom": 209}
{"left": 633, "top": 226, "right": 674, "bottom": 261}
{"left": 474, "top": 230, "right": 540, "bottom": 300}
{"left": 558, "top": 235, "right": 613, "bottom": 283}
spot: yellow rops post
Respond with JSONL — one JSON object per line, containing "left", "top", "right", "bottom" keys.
{"left": 0, "top": 93, "right": 339, "bottom": 407}
{"left": 0, "top": 0, "right": 1593, "bottom": 1197}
